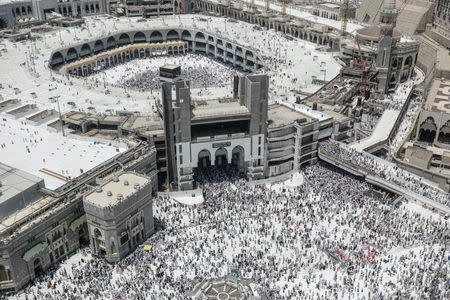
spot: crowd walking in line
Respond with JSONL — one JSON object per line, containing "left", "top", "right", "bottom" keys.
{"left": 320, "top": 139, "right": 450, "bottom": 207}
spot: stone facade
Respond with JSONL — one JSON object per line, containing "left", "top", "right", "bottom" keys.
{"left": 311, "top": 2, "right": 355, "bottom": 21}
{"left": 110, "top": 0, "right": 175, "bottom": 18}
{"left": 356, "top": 0, "right": 435, "bottom": 35}
{"left": 83, "top": 172, "right": 156, "bottom": 263}
{"left": 0, "top": 0, "right": 110, "bottom": 29}
{"left": 160, "top": 74, "right": 268, "bottom": 190}
{"left": 427, "top": 0, "right": 450, "bottom": 48}
{"left": 0, "top": 142, "right": 157, "bottom": 291}
{"left": 194, "top": 0, "right": 341, "bottom": 51}
{"left": 49, "top": 27, "right": 264, "bottom": 72}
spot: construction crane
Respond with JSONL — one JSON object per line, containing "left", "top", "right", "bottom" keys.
{"left": 353, "top": 36, "right": 368, "bottom": 97}
{"left": 353, "top": 0, "right": 410, "bottom": 97}
{"left": 341, "top": 0, "right": 349, "bottom": 35}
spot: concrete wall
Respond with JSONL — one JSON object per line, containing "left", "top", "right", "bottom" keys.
{"left": 416, "top": 37, "right": 439, "bottom": 89}
{"left": 84, "top": 180, "right": 155, "bottom": 263}
{"left": 0, "top": 142, "right": 156, "bottom": 291}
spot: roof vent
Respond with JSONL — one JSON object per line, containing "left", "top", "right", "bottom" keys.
{"left": 112, "top": 176, "right": 119, "bottom": 182}
{"left": 107, "top": 191, "right": 112, "bottom": 196}
{"left": 96, "top": 187, "right": 102, "bottom": 193}
{"left": 124, "top": 180, "right": 129, "bottom": 186}
{"left": 134, "top": 183, "right": 140, "bottom": 190}
{"left": 117, "top": 193, "right": 124, "bottom": 201}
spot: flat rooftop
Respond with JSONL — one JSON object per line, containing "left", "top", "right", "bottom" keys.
{"left": 191, "top": 99, "right": 250, "bottom": 121}
{"left": 161, "top": 64, "right": 180, "bottom": 70}
{"left": 84, "top": 172, "right": 149, "bottom": 208}
{"left": 319, "top": 3, "right": 340, "bottom": 9}
{"left": 0, "top": 163, "right": 43, "bottom": 205}
{"left": 268, "top": 104, "right": 313, "bottom": 128}
{"left": 425, "top": 79, "right": 450, "bottom": 113}
{"left": 322, "top": 110, "right": 351, "bottom": 123}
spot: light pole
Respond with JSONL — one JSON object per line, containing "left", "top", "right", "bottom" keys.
{"left": 56, "top": 96, "right": 65, "bottom": 137}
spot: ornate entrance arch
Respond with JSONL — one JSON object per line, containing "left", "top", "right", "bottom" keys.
{"left": 198, "top": 149, "right": 211, "bottom": 168}
{"left": 215, "top": 148, "right": 228, "bottom": 167}
{"left": 33, "top": 258, "right": 43, "bottom": 276}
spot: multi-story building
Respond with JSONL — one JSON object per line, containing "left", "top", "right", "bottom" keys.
{"left": 83, "top": 172, "right": 156, "bottom": 263}
{"left": 110, "top": 0, "right": 176, "bottom": 18}
{"left": 341, "top": 0, "right": 420, "bottom": 94}
{"left": 0, "top": 0, "right": 111, "bottom": 29}
{"left": 356, "top": 0, "right": 435, "bottom": 36}
{"left": 0, "top": 142, "right": 157, "bottom": 291}
{"left": 311, "top": 2, "right": 356, "bottom": 21}
{"left": 159, "top": 75, "right": 268, "bottom": 190}
{"left": 428, "top": 0, "right": 450, "bottom": 48}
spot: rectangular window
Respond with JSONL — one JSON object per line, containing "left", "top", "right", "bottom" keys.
{"left": 258, "top": 136, "right": 262, "bottom": 144}
{"left": 178, "top": 144, "right": 182, "bottom": 153}
{"left": 258, "top": 147, "right": 261, "bottom": 156}
{"left": 179, "top": 155, "right": 183, "bottom": 164}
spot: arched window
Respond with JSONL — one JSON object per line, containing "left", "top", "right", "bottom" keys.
{"left": 94, "top": 228, "right": 102, "bottom": 238}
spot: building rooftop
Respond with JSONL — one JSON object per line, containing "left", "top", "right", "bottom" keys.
{"left": 121, "top": 115, "right": 165, "bottom": 137}
{"left": 161, "top": 64, "right": 180, "bottom": 70}
{"left": 84, "top": 172, "right": 149, "bottom": 208}
{"left": 322, "top": 110, "right": 352, "bottom": 123}
{"left": 0, "top": 163, "right": 43, "bottom": 205}
{"left": 268, "top": 104, "right": 313, "bottom": 128}
{"left": 191, "top": 99, "right": 250, "bottom": 121}
{"left": 319, "top": 3, "right": 341, "bottom": 9}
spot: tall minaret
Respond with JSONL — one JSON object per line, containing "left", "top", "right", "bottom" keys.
{"left": 376, "top": 0, "right": 398, "bottom": 94}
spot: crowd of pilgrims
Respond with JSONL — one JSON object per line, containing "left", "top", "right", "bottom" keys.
{"left": 90, "top": 54, "right": 241, "bottom": 92}
{"left": 320, "top": 139, "right": 450, "bottom": 207}
{"left": 9, "top": 162, "right": 448, "bottom": 300}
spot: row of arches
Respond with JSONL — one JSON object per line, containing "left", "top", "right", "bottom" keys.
{"left": 312, "top": 10, "right": 339, "bottom": 21}
{"left": 197, "top": 146, "right": 245, "bottom": 169}
{"left": 195, "top": 0, "right": 337, "bottom": 49}
{"left": 51, "top": 29, "right": 260, "bottom": 71}
{"left": 11, "top": 5, "right": 32, "bottom": 17}
{"left": 64, "top": 43, "right": 186, "bottom": 77}
{"left": 392, "top": 55, "right": 414, "bottom": 70}
{"left": 418, "top": 117, "right": 450, "bottom": 144}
